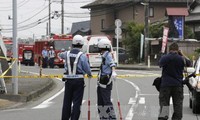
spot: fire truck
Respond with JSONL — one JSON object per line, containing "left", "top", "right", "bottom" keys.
{"left": 3, "top": 38, "right": 13, "bottom": 62}
{"left": 34, "top": 34, "right": 73, "bottom": 68}
{"left": 18, "top": 44, "right": 35, "bottom": 66}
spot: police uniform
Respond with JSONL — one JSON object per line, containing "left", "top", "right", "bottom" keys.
{"left": 97, "top": 51, "right": 116, "bottom": 120}
{"left": 42, "top": 48, "right": 48, "bottom": 68}
{"left": 60, "top": 48, "right": 91, "bottom": 120}
{"left": 48, "top": 49, "right": 55, "bottom": 68}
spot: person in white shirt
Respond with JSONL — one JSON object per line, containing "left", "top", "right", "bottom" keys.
{"left": 48, "top": 46, "right": 55, "bottom": 68}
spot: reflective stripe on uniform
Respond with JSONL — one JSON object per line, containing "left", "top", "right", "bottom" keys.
{"left": 66, "top": 51, "right": 83, "bottom": 75}
{"left": 63, "top": 74, "right": 84, "bottom": 79}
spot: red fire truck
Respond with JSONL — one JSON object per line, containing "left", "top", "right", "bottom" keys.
{"left": 3, "top": 38, "right": 13, "bottom": 62}
{"left": 18, "top": 44, "right": 35, "bottom": 66}
{"left": 34, "top": 34, "right": 73, "bottom": 68}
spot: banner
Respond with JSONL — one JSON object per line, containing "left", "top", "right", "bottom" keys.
{"left": 173, "top": 16, "right": 184, "bottom": 39}
{"left": 161, "top": 27, "right": 169, "bottom": 53}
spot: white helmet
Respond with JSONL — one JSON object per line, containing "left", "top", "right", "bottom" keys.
{"left": 72, "top": 35, "right": 84, "bottom": 45}
{"left": 98, "top": 39, "right": 111, "bottom": 49}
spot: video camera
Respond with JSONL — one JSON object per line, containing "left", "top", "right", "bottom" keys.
{"left": 182, "top": 72, "right": 196, "bottom": 91}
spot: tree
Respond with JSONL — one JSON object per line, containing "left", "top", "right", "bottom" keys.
{"left": 123, "top": 22, "right": 144, "bottom": 63}
{"left": 123, "top": 22, "right": 195, "bottom": 63}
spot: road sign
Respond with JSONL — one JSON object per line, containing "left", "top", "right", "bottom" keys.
{"left": 115, "top": 27, "right": 122, "bottom": 35}
{"left": 115, "top": 19, "right": 122, "bottom": 27}
{"left": 115, "top": 35, "right": 122, "bottom": 39}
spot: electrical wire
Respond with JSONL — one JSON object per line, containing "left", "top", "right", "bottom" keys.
{"left": 1, "top": 2, "right": 52, "bottom": 26}
{"left": 0, "top": 0, "right": 30, "bottom": 11}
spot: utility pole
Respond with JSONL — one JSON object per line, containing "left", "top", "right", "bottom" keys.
{"left": 12, "top": 0, "right": 18, "bottom": 95}
{"left": 61, "top": 0, "right": 64, "bottom": 34}
{"left": 49, "top": 0, "right": 51, "bottom": 37}
{"left": 142, "top": 1, "right": 149, "bottom": 64}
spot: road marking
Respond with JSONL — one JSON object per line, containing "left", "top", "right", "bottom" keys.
{"left": 119, "top": 78, "right": 140, "bottom": 120}
{"left": 139, "top": 97, "right": 145, "bottom": 104}
{"left": 32, "top": 78, "right": 64, "bottom": 109}
{"left": 128, "top": 97, "right": 136, "bottom": 105}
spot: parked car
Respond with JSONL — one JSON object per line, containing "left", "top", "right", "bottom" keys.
{"left": 187, "top": 56, "right": 200, "bottom": 113}
{"left": 112, "top": 47, "right": 128, "bottom": 64}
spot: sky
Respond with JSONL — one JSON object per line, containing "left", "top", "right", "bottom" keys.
{"left": 0, "top": 0, "right": 94, "bottom": 39}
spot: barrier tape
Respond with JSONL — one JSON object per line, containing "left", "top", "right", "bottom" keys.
{"left": 0, "top": 74, "right": 161, "bottom": 79}
{"left": 1, "top": 58, "right": 17, "bottom": 77}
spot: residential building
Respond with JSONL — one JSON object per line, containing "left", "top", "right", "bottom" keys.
{"left": 70, "top": 21, "right": 91, "bottom": 36}
{"left": 81, "top": 0, "right": 189, "bottom": 47}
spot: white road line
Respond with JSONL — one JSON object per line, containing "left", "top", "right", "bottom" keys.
{"left": 139, "top": 97, "right": 145, "bottom": 104}
{"left": 119, "top": 78, "right": 140, "bottom": 120}
{"left": 32, "top": 78, "right": 64, "bottom": 109}
{"left": 32, "top": 85, "right": 64, "bottom": 109}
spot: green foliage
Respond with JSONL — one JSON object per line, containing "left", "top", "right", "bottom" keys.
{"left": 149, "top": 22, "right": 164, "bottom": 38}
{"left": 123, "top": 22, "right": 144, "bottom": 63}
{"left": 123, "top": 22, "right": 196, "bottom": 63}
{"left": 184, "top": 25, "right": 195, "bottom": 39}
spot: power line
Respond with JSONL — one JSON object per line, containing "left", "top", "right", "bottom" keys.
{"left": 0, "top": 0, "right": 31, "bottom": 11}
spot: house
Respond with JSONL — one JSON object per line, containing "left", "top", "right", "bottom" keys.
{"left": 186, "top": 0, "right": 200, "bottom": 39}
{"left": 70, "top": 21, "right": 91, "bottom": 36}
{"left": 81, "top": 0, "right": 189, "bottom": 47}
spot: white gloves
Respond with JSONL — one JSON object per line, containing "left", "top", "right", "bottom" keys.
{"left": 112, "top": 71, "right": 117, "bottom": 79}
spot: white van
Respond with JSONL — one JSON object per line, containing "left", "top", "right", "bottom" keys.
{"left": 82, "top": 35, "right": 117, "bottom": 68}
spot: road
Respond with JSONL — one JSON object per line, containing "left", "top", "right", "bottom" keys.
{"left": 0, "top": 65, "right": 200, "bottom": 120}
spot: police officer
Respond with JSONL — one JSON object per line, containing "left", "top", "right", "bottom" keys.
{"left": 41, "top": 46, "right": 48, "bottom": 68}
{"left": 97, "top": 39, "right": 117, "bottom": 120}
{"left": 59, "top": 34, "right": 92, "bottom": 120}
{"left": 48, "top": 46, "right": 55, "bottom": 68}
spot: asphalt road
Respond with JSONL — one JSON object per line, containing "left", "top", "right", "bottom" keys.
{"left": 0, "top": 66, "right": 200, "bottom": 120}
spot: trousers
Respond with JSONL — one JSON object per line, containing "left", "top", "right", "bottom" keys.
{"left": 97, "top": 83, "right": 116, "bottom": 120}
{"left": 158, "top": 86, "right": 184, "bottom": 120}
{"left": 61, "top": 78, "right": 84, "bottom": 120}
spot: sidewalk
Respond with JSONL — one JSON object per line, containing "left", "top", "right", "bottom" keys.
{"left": 117, "top": 64, "right": 161, "bottom": 71}
{"left": 0, "top": 72, "right": 54, "bottom": 109}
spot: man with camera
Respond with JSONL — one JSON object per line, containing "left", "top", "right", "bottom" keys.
{"left": 158, "top": 42, "right": 191, "bottom": 120}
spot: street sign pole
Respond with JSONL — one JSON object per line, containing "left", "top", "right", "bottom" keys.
{"left": 115, "top": 19, "right": 122, "bottom": 66}
{"left": 12, "top": 0, "right": 18, "bottom": 95}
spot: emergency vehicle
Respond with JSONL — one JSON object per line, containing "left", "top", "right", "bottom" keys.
{"left": 3, "top": 38, "right": 13, "bottom": 62}
{"left": 82, "top": 35, "right": 117, "bottom": 68}
{"left": 34, "top": 34, "right": 73, "bottom": 68}
{"left": 18, "top": 44, "right": 35, "bottom": 66}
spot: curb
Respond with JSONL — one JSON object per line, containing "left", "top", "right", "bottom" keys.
{"left": 0, "top": 78, "right": 55, "bottom": 102}
{"left": 116, "top": 66, "right": 161, "bottom": 71}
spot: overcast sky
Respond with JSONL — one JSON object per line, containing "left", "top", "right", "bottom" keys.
{"left": 0, "top": 0, "right": 94, "bottom": 38}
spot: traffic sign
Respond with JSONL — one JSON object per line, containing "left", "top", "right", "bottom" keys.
{"left": 115, "top": 35, "right": 122, "bottom": 39}
{"left": 115, "top": 27, "right": 122, "bottom": 35}
{"left": 115, "top": 19, "right": 122, "bottom": 27}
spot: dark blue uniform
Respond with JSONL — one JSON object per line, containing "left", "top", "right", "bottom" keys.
{"left": 60, "top": 48, "right": 91, "bottom": 120}
{"left": 158, "top": 52, "right": 191, "bottom": 120}
{"left": 97, "top": 51, "right": 116, "bottom": 120}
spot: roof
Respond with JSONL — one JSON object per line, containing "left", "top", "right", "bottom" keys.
{"left": 165, "top": 8, "right": 189, "bottom": 16}
{"left": 70, "top": 21, "right": 90, "bottom": 34}
{"left": 82, "top": 0, "right": 188, "bottom": 8}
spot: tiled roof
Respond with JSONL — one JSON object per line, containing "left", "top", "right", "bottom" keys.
{"left": 71, "top": 21, "right": 90, "bottom": 34}
{"left": 82, "top": 0, "right": 188, "bottom": 8}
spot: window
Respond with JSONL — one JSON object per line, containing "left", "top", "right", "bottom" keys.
{"left": 101, "top": 19, "right": 105, "bottom": 29}
{"left": 149, "top": 7, "right": 154, "bottom": 17}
